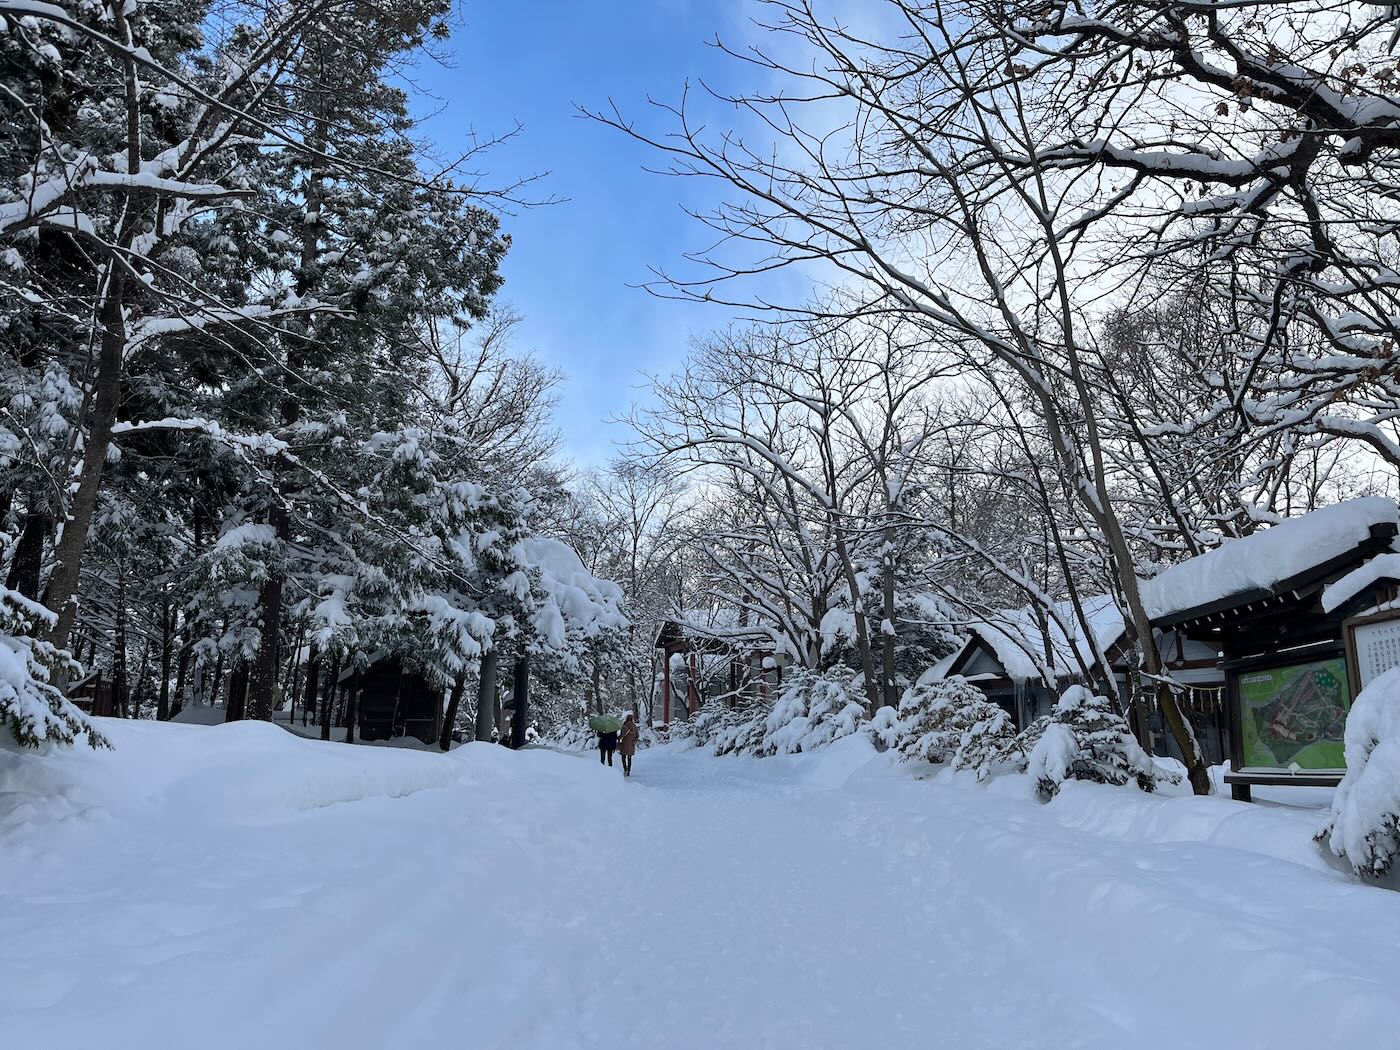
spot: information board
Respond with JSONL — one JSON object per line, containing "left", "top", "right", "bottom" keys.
{"left": 1350, "top": 616, "right": 1400, "bottom": 690}
{"left": 1236, "top": 657, "right": 1350, "bottom": 772}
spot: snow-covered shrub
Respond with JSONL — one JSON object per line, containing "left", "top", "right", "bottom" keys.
{"left": 665, "top": 715, "right": 702, "bottom": 746}
{"left": 675, "top": 667, "right": 868, "bottom": 757}
{"left": 762, "top": 667, "right": 867, "bottom": 755}
{"left": 669, "top": 702, "right": 764, "bottom": 755}
{"left": 1001, "top": 715, "right": 1049, "bottom": 772}
{"left": 694, "top": 702, "right": 768, "bottom": 756}
{"left": 0, "top": 589, "right": 106, "bottom": 750}
{"left": 876, "top": 676, "right": 1018, "bottom": 780}
{"left": 545, "top": 716, "right": 656, "bottom": 754}
{"left": 1319, "top": 667, "right": 1400, "bottom": 878}
{"left": 546, "top": 721, "right": 598, "bottom": 752}
{"left": 1024, "top": 686, "right": 1173, "bottom": 801}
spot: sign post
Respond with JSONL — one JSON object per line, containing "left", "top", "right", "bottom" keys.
{"left": 1344, "top": 608, "right": 1400, "bottom": 697}
{"left": 1233, "top": 657, "right": 1350, "bottom": 774}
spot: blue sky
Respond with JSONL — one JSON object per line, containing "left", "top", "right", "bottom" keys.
{"left": 413, "top": 2, "right": 766, "bottom": 466}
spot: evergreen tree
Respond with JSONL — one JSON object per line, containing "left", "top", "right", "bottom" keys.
{"left": 0, "top": 588, "right": 106, "bottom": 748}
{"left": 1025, "top": 687, "right": 1177, "bottom": 802}
{"left": 878, "top": 676, "right": 1017, "bottom": 780}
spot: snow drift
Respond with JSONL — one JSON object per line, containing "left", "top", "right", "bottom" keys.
{"left": 3, "top": 720, "right": 1398, "bottom": 1050}
{"left": 1320, "top": 666, "right": 1400, "bottom": 877}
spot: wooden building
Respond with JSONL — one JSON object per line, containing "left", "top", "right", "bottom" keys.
{"left": 67, "top": 670, "right": 116, "bottom": 718}
{"left": 337, "top": 651, "right": 443, "bottom": 745}
{"left": 1143, "top": 498, "right": 1399, "bottom": 800}
{"left": 653, "top": 617, "right": 782, "bottom": 726}
{"left": 941, "top": 594, "right": 1229, "bottom": 765}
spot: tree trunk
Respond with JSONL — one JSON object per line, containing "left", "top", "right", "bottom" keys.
{"left": 131, "top": 638, "right": 153, "bottom": 717}
{"left": 880, "top": 553, "right": 899, "bottom": 711}
{"left": 474, "top": 649, "right": 498, "bottom": 742}
{"left": 47, "top": 273, "right": 127, "bottom": 651}
{"left": 209, "top": 651, "right": 224, "bottom": 708}
{"left": 157, "top": 584, "right": 173, "bottom": 721}
{"left": 510, "top": 652, "right": 530, "bottom": 749}
{"left": 246, "top": 505, "right": 289, "bottom": 721}
{"left": 438, "top": 669, "right": 468, "bottom": 751}
{"left": 283, "top": 620, "right": 305, "bottom": 725}
{"left": 172, "top": 634, "right": 192, "bottom": 721}
{"left": 831, "top": 530, "right": 881, "bottom": 714}
{"left": 319, "top": 649, "right": 339, "bottom": 741}
{"left": 344, "top": 665, "right": 359, "bottom": 744}
{"left": 224, "top": 664, "right": 247, "bottom": 722}
{"left": 113, "top": 569, "right": 129, "bottom": 718}
{"left": 302, "top": 643, "right": 320, "bottom": 728}
{"left": 5, "top": 506, "right": 49, "bottom": 599}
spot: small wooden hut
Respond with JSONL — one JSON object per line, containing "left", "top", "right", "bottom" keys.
{"left": 67, "top": 670, "right": 116, "bottom": 718}
{"left": 337, "top": 651, "right": 443, "bottom": 745}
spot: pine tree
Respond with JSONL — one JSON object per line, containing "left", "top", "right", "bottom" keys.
{"left": 882, "top": 676, "right": 1017, "bottom": 779}
{"left": 0, "top": 588, "right": 106, "bottom": 748}
{"left": 1025, "top": 686, "right": 1177, "bottom": 802}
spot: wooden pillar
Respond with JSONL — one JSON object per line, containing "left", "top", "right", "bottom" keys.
{"left": 688, "top": 651, "right": 699, "bottom": 715}
{"left": 1225, "top": 665, "right": 1246, "bottom": 801}
{"left": 474, "top": 649, "right": 498, "bottom": 742}
{"left": 662, "top": 646, "right": 672, "bottom": 725}
{"left": 344, "top": 667, "right": 359, "bottom": 744}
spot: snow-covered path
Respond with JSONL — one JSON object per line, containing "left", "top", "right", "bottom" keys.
{"left": 2, "top": 723, "right": 1399, "bottom": 1049}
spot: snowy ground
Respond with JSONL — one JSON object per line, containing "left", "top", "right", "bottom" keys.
{"left": 2, "top": 723, "right": 1398, "bottom": 1049}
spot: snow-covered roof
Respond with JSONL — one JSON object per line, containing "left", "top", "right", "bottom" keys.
{"left": 654, "top": 604, "right": 771, "bottom": 649}
{"left": 915, "top": 650, "right": 959, "bottom": 686}
{"left": 963, "top": 594, "right": 1125, "bottom": 683}
{"left": 1321, "top": 553, "right": 1400, "bottom": 615}
{"left": 673, "top": 605, "right": 742, "bottom": 630}
{"left": 1143, "top": 498, "right": 1400, "bottom": 624}
{"left": 337, "top": 648, "right": 392, "bottom": 683}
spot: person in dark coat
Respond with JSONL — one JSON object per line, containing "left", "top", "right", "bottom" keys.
{"left": 598, "top": 725, "right": 619, "bottom": 766}
{"left": 618, "top": 712, "right": 640, "bottom": 777}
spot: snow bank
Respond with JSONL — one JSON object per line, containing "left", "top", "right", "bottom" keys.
{"left": 0, "top": 720, "right": 462, "bottom": 829}
{"left": 3, "top": 716, "right": 1399, "bottom": 1049}
{"left": 162, "top": 724, "right": 463, "bottom": 823}
{"left": 770, "top": 731, "right": 886, "bottom": 790}
{"left": 1044, "top": 779, "right": 1340, "bottom": 875}
{"left": 1143, "top": 497, "right": 1398, "bottom": 620}
{"left": 1321, "top": 666, "right": 1400, "bottom": 876}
